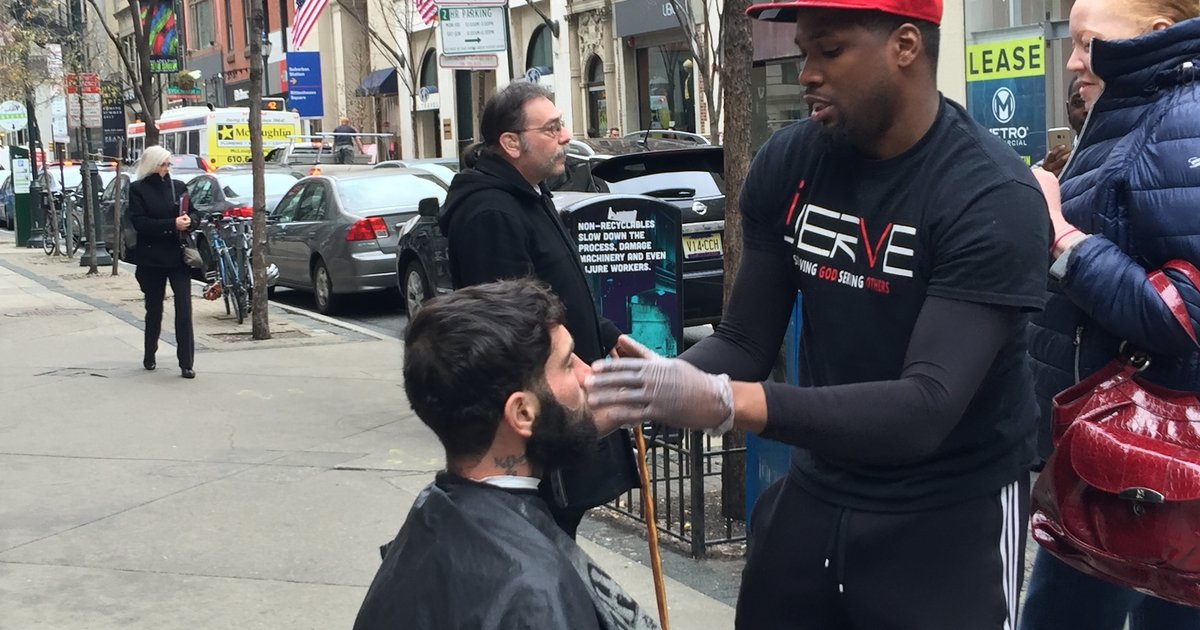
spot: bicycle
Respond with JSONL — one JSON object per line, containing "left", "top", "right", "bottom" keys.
{"left": 200, "top": 213, "right": 252, "bottom": 324}
{"left": 42, "top": 190, "right": 82, "bottom": 257}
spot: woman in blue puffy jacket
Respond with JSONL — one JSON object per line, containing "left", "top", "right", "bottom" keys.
{"left": 1021, "top": 0, "right": 1200, "bottom": 627}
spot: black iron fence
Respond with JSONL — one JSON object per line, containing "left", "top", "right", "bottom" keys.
{"left": 605, "top": 425, "right": 747, "bottom": 558}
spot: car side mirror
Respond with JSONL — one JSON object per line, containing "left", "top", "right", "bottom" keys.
{"left": 418, "top": 197, "right": 439, "bottom": 218}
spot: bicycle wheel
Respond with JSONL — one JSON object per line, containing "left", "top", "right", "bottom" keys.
{"left": 221, "top": 249, "right": 244, "bottom": 324}
{"left": 217, "top": 255, "right": 232, "bottom": 316}
{"left": 64, "top": 217, "right": 80, "bottom": 256}
{"left": 43, "top": 224, "right": 57, "bottom": 255}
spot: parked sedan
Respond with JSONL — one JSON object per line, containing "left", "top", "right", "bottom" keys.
{"left": 264, "top": 169, "right": 448, "bottom": 313}
{"left": 186, "top": 171, "right": 302, "bottom": 218}
{"left": 373, "top": 159, "right": 458, "bottom": 187}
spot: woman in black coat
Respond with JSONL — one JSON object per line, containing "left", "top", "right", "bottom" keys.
{"left": 128, "top": 146, "right": 200, "bottom": 378}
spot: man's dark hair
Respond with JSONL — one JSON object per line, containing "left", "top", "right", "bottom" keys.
{"left": 403, "top": 279, "right": 567, "bottom": 461}
{"left": 480, "top": 81, "right": 555, "bottom": 148}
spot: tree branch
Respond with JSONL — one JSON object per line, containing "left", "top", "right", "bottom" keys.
{"left": 83, "top": 0, "right": 153, "bottom": 119}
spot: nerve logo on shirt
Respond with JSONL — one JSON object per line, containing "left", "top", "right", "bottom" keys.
{"left": 785, "top": 200, "right": 918, "bottom": 295}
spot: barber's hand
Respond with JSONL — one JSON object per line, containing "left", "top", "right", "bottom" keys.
{"left": 175, "top": 215, "right": 191, "bottom": 231}
{"left": 1041, "top": 144, "right": 1071, "bottom": 177}
{"left": 612, "top": 334, "right": 659, "bottom": 359}
{"left": 586, "top": 358, "right": 734, "bottom": 433}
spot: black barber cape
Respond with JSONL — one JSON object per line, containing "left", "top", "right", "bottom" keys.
{"left": 353, "top": 473, "right": 659, "bottom": 630}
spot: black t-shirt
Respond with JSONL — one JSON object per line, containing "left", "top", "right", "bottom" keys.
{"left": 741, "top": 98, "right": 1048, "bottom": 510}
{"left": 333, "top": 124, "right": 357, "bottom": 146}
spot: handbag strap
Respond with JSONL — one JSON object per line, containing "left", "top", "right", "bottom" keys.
{"left": 1149, "top": 259, "right": 1200, "bottom": 346}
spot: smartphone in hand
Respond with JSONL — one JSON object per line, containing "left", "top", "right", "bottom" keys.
{"left": 1047, "top": 127, "right": 1073, "bottom": 149}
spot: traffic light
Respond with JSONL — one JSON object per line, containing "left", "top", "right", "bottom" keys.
{"left": 263, "top": 98, "right": 285, "bottom": 111}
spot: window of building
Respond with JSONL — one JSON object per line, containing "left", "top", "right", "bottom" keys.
{"left": 189, "top": 0, "right": 215, "bottom": 48}
{"left": 751, "top": 60, "right": 805, "bottom": 151}
{"left": 225, "top": 0, "right": 234, "bottom": 49}
{"left": 419, "top": 50, "right": 437, "bottom": 90}
{"left": 243, "top": 0, "right": 252, "bottom": 49}
{"left": 636, "top": 43, "right": 696, "bottom": 134}
{"left": 525, "top": 24, "right": 553, "bottom": 75}
{"left": 585, "top": 56, "right": 607, "bottom": 137}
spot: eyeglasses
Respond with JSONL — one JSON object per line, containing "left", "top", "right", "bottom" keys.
{"left": 515, "top": 117, "right": 566, "bottom": 137}
{"left": 1067, "top": 96, "right": 1085, "bottom": 108}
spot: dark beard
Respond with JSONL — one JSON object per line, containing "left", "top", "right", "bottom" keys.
{"left": 525, "top": 388, "right": 598, "bottom": 472}
{"left": 815, "top": 86, "right": 898, "bottom": 156}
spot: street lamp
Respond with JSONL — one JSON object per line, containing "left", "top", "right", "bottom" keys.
{"left": 261, "top": 35, "right": 273, "bottom": 97}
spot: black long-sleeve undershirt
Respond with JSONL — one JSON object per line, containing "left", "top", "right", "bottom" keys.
{"left": 681, "top": 247, "right": 1017, "bottom": 465}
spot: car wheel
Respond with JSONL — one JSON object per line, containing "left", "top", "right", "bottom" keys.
{"left": 312, "top": 259, "right": 337, "bottom": 314}
{"left": 403, "top": 260, "right": 432, "bottom": 317}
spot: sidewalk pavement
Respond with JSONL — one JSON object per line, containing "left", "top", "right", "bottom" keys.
{"left": 0, "top": 232, "right": 736, "bottom": 629}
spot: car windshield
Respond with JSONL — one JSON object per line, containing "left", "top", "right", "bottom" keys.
{"left": 219, "top": 173, "right": 300, "bottom": 198}
{"left": 337, "top": 174, "right": 448, "bottom": 214}
{"left": 603, "top": 171, "right": 725, "bottom": 198}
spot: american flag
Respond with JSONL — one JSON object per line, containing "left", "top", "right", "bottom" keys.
{"left": 415, "top": 0, "right": 437, "bottom": 25}
{"left": 291, "top": 0, "right": 330, "bottom": 49}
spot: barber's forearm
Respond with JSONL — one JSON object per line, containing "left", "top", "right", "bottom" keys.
{"left": 731, "top": 381, "right": 768, "bottom": 434}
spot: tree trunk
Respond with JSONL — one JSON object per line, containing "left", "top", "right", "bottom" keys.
{"left": 249, "top": 6, "right": 271, "bottom": 339}
{"left": 719, "top": 0, "right": 753, "bottom": 522}
{"left": 127, "top": 0, "right": 159, "bottom": 145}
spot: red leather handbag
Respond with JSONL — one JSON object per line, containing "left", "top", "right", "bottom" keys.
{"left": 1030, "top": 260, "right": 1200, "bottom": 607}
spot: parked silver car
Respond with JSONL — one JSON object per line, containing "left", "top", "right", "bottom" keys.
{"left": 264, "top": 169, "right": 448, "bottom": 313}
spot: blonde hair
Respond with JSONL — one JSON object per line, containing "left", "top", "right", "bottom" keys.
{"left": 135, "top": 145, "right": 171, "bottom": 181}
{"left": 1128, "top": 0, "right": 1200, "bottom": 27}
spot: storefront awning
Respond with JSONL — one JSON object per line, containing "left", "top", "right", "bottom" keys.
{"left": 355, "top": 68, "right": 398, "bottom": 97}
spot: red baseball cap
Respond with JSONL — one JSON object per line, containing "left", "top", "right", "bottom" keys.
{"left": 746, "top": 0, "right": 942, "bottom": 25}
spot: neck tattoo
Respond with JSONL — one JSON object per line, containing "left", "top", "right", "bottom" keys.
{"left": 493, "top": 454, "right": 527, "bottom": 475}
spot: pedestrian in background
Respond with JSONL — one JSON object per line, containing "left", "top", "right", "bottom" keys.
{"left": 608, "top": 127, "right": 621, "bottom": 138}
{"left": 128, "top": 145, "right": 200, "bottom": 379}
{"left": 1021, "top": 0, "right": 1200, "bottom": 626}
{"left": 332, "top": 116, "right": 362, "bottom": 164}
{"left": 587, "top": 0, "right": 1050, "bottom": 627}
{"left": 439, "top": 81, "right": 641, "bottom": 538}
{"left": 1036, "top": 77, "right": 1087, "bottom": 178}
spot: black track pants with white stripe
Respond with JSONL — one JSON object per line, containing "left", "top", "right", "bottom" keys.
{"left": 735, "top": 474, "right": 1030, "bottom": 630}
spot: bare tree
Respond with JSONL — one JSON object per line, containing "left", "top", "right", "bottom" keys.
{"left": 339, "top": 0, "right": 436, "bottom": 157}
{"left": 83, "top": 0, "right": 157, "bottom": 132}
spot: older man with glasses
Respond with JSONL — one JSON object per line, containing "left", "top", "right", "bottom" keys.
{"left": 438, "top": 81, "right": 642, "bottom": 539}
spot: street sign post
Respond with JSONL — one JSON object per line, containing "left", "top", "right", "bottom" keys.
{"left": 286, "top": 51, "right": 324, "bottom": 118}
{"left": 66, "top": 73, "right": 102, "bottom": 128}
{"left": 438, "top": 6, "right": 508, "bottom": 56}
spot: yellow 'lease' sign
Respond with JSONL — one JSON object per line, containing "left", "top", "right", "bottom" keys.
{"left": 966, "top": 37, "right": 1045, "bottom": 82}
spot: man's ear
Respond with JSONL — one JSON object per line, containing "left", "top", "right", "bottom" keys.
{"left": 892, "top": 24, "right": 922, "bottom": 70}
{"left": 499, "top": 132, "right": 523, "bottom": 160}
{"left": 502, "top": 390, "right": 538, "bottom": 439}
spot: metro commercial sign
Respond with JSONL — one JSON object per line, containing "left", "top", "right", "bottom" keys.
{"left": 965, "top": 35, "right": 1047, "bottom": 165}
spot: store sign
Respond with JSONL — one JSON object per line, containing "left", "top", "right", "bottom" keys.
{"left": 614, "top": 0, "right": 695, "bottom": 38}
{"left": 965, "top": 35, "right": 1046, "bottom": 165}
{"left": 416, "top": 86, "right": 440, "bottom": 111}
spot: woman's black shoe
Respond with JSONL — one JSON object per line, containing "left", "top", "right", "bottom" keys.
{"left": 181, "top": 368, "right": 196, "bottom": 379}
{"left": 144, "top": 359, "right": 156, "bottom": 370}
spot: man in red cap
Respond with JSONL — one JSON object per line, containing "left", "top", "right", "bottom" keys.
{"left": 586, "top": 1, "right": 1050, "bottom": 628}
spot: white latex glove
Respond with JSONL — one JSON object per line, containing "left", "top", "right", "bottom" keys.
{"left": 586, "top": 358, "right": 735, "bottom": 435}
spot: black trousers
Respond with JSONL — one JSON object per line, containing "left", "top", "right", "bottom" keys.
{"left": 736, "top": 474, "right": 1030, "bottom": 630}
{"left": 136, "top": 265, "right": 194, "bottom": 370}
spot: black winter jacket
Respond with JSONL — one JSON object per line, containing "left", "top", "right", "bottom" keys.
{"left": 439, "top": 153, "right": 638, "bottom": 513}
{"left": 129, "top": 174, "right": 196, "bottom": 269}
{"left": 440, "top": 153, "right": 621, "bottom": 362}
